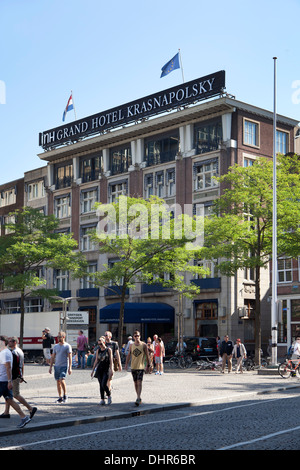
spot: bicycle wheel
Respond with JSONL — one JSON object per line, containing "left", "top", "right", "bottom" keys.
{"left": 185, "top": 355, "right": 193, "bottom": 368}
{"left": 169, "top": 356, "right": 179, "bottom": 368}
{"left": 278, "top": 362, "right": 292, "bottom": 378}
{"left": 179, "top": 356, "right": 189, "bottom": 369}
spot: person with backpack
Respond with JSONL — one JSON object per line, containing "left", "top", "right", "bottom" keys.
{"left": 104, "top": 331, "right": 122, "bottom": 394}
{"left": 42, "top": 327, "right": 55, "bottom": 366}
{"left": 77, "top": 330, "right": 88, "bottom": 369}
{"left": 1, "top": 336, "right": 37, "bottom": 421}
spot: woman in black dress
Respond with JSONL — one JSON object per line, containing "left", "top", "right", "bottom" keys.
{"left": 91, "top": 336, "right": 113, "bottom": 405}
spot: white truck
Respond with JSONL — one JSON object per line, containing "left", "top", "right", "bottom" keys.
{"left": 0, "top": 311, "right": 89, "bottom": 354}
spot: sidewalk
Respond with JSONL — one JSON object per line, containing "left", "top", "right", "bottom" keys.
{"left": 1, "top": 364, "right": 299, "bottom": 437}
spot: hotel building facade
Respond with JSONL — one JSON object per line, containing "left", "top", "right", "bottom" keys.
{"left": 0, "top": 74, "right": 299, "bottom": 356}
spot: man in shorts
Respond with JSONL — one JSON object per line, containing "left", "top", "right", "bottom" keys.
{"left": 2, "top": 336, "right": 37, "bottom": 420}
{"left": 49, "top": 331, "right": 72, "bottom": 403}
{"left": 125, "top": 330, "right": 150, "bottom": 406}
{"left": 0, "top": 335, "right": 31, "bottom": 428}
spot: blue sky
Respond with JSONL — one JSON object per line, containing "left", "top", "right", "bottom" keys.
{"left": 1, "top": 0, "right": 300, "bottom": 185}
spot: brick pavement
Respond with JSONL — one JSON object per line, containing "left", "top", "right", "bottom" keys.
{"left": 1, "top": 364, "right": 299, "bottom": 436}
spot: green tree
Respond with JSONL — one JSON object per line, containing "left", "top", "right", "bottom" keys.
{"left": 202, "top": 154, "right": 300, "bottom": 363}
{"left": 0, "top": 207, "right": 87, "bottom": 347}
{"left": 91, "top": 196, "right": 206, "bottom": 346}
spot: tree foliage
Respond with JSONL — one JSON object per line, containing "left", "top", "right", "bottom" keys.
{"left": 91, "top": 196, "right": 206, "bottom": 345}
{"left": 201, "top": 154, "right": 300, "bottom": 362}
{"left": 0, "top": 207, "right": 87, "bottom": 346}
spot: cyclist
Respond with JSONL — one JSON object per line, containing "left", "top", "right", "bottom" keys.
{"left": 176, "top": 337, "right": 187, "bottom": 353}
{"left": 292, "top": 337, "right": 300, "bottom": 362}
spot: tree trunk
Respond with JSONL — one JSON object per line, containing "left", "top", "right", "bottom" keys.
{"left": 254, "top": 266, "right": 261, "bottom": 365}
{"left": 118, "top": 285, "right": 126, "bottom": 347}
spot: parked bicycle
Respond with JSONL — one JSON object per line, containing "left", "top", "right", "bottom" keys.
{"left": 243, "top": 353, "right": 268, "bottom": 371}
{"left": 168, "top": 351, "right": 193, "bottom": 369}
{"left": 278, "top": 357, "right": 300, "bottom": 378}
{"left": 196, "top": 358, "right": 222, "bottom": 371}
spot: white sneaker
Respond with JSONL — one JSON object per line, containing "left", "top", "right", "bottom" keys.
{"left": 100, "top": 400, "right": 105, "bottom": 406}
{"left": 107, "top": 396, "right": 112, "bottom": 405}
{"left": 17, "top": 416, "right": 31, "bottom": 428}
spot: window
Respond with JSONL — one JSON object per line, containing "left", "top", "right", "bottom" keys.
{"left": 195, "top": 260, "right": 217, "bottom": 279}
{"left": 244, "top": 157, "right": 255, "bottom": 167}
{"left": 145, "top": 132, "right": 179, "bottom": 166}
{"left": 193, "top": 202, "right": 214, "bottom": 218}
{"left": 55, "top": 269, "right": 69, "bottom": 291}
{"left": 4, "top": 214, "right": 15, "bottom": 234}
{"left": 80, "top": 226, "right": 96, "bottom": 252}
{"left": 25, "top": 298, "right": 43, "bottom": 313}
{"left": 55, "top": 163, "right": 73, "bottom": 189}
{"left": 166, "top": 168, "right": 175, "bottom": 197}
{"left": 155, "top": 172, "right": 164, "bottom": 197}
{"left": 54, "top": 195, "right": 71, "bottom": 219}
{"left": 81, "top": 189, "right": 98, "bottom": 213}
{"left": 194, "top": 120, "right": 222, "bottom": 154}
{"left": 194, "top": 160, "right": 218, "bottom": 191}
{"left": 276, "top": 130, "right": 288, "bottom": 154}
{"left": 0, "top": 188, "right": 16, "bottom": 207}
{"left": 27, "top": 181, "right": 45, "bottom": 200}
{"left": 80, "top": 263, "right": 97, "bottom": 289}
{"left": 108, "top": 181, "right": 128, "bottom": 203}
{"left": 195, "top": 302, "right": 218, "bottom": 320}
{"left": 2, "top": 300, "right": 20, "bottom": 314}
{"left": 278, "top": 258, "right": 292, "bottom": 283}
{"left": 144, "top": 174, "right": 154, "bottom": 198}
{"left": 110, "top": 146, "right": 132, "bottom": 175}
{"left": 80, "top": 155, "right": 102, "bottom": 182}
{"left": 244, "top": 119, "right": 259, "bottom": 147}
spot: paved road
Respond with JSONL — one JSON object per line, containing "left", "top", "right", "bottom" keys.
{"left": 2, "top": 389, "right": 300, "bottom": 452}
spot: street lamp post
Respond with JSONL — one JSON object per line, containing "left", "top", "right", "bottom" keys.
{"left": 53, "top": 296, "right": 78, "bottom": 333}
{"left": 271, "top": 57, "right": 278, "bottom": 366}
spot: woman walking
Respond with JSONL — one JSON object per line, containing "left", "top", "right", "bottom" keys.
{"left": 91, "top": 336, "right": 113, "bottom": 405}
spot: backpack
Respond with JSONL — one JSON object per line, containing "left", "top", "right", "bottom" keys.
{"left": 11, "top": 351, "right": 21, "bottom": 380}
{"left": 287, "top": 344, "right": 294, "bottom": 359}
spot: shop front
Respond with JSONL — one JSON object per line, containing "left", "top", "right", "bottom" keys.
{"left": 99, "top": 302, "right": 175, "bottom": 343}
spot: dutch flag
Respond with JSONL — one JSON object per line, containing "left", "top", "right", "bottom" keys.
{"left": 62, "top": 93, "right": 74, "bottom": 122}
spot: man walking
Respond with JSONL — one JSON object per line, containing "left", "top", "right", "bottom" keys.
{"left": 220, "top": 335, "right": 234, "bottom": 373}
{"left": 125, "top": 330, "right": 150, "bottom": 406}
{"left": 77, "top": 330, "right": 88, "bottom": 369}
{"left": 42, "top": 327, "right": 54, "bottom": 366}
{"left": 49, "top": 331, "right": 72, "bottom": 403}
{"left": 0, "top": 335, "right": 31, "bottom": 428}
{"left": 2, "top": 337, "right": 37, "bottom": 420}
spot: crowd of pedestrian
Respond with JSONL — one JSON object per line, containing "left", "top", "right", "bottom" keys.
{"left": 0, "top": 327, "right": 256, "bottom": 429}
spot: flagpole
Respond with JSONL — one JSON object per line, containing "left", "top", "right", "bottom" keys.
{"left": 178, "top": 49, "right": 185, "bottom": 83}
{"left": 71, "top": 90, "right": 77, "bottom": 120}
{"left": 271, "top": 57, "right": 278, "bottom": 366}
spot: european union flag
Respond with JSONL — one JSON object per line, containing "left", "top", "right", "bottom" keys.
{"left": 160, "top": 53, "right": 180, "bottom": 78}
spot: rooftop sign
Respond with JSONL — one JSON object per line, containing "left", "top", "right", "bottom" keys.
{"left": 39, "top": 70, "right": 225, "bottom": 151}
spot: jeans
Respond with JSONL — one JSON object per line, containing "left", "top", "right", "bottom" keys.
{"left": 97, "top": 370, "right": 110, "bottom": 400}
{"left": 77, "top": 350, "right": 86, "bottom": 368}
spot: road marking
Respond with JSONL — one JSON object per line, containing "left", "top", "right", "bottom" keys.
{"left": 218, "top": 425, "right": 300, "bottom": 450}
{"left": 1, "top": 395, "right": 296, "bottom": 450}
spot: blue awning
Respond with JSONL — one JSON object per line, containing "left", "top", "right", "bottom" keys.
{"left": 99, "top": 302, "right": 174, "bottom": 324}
